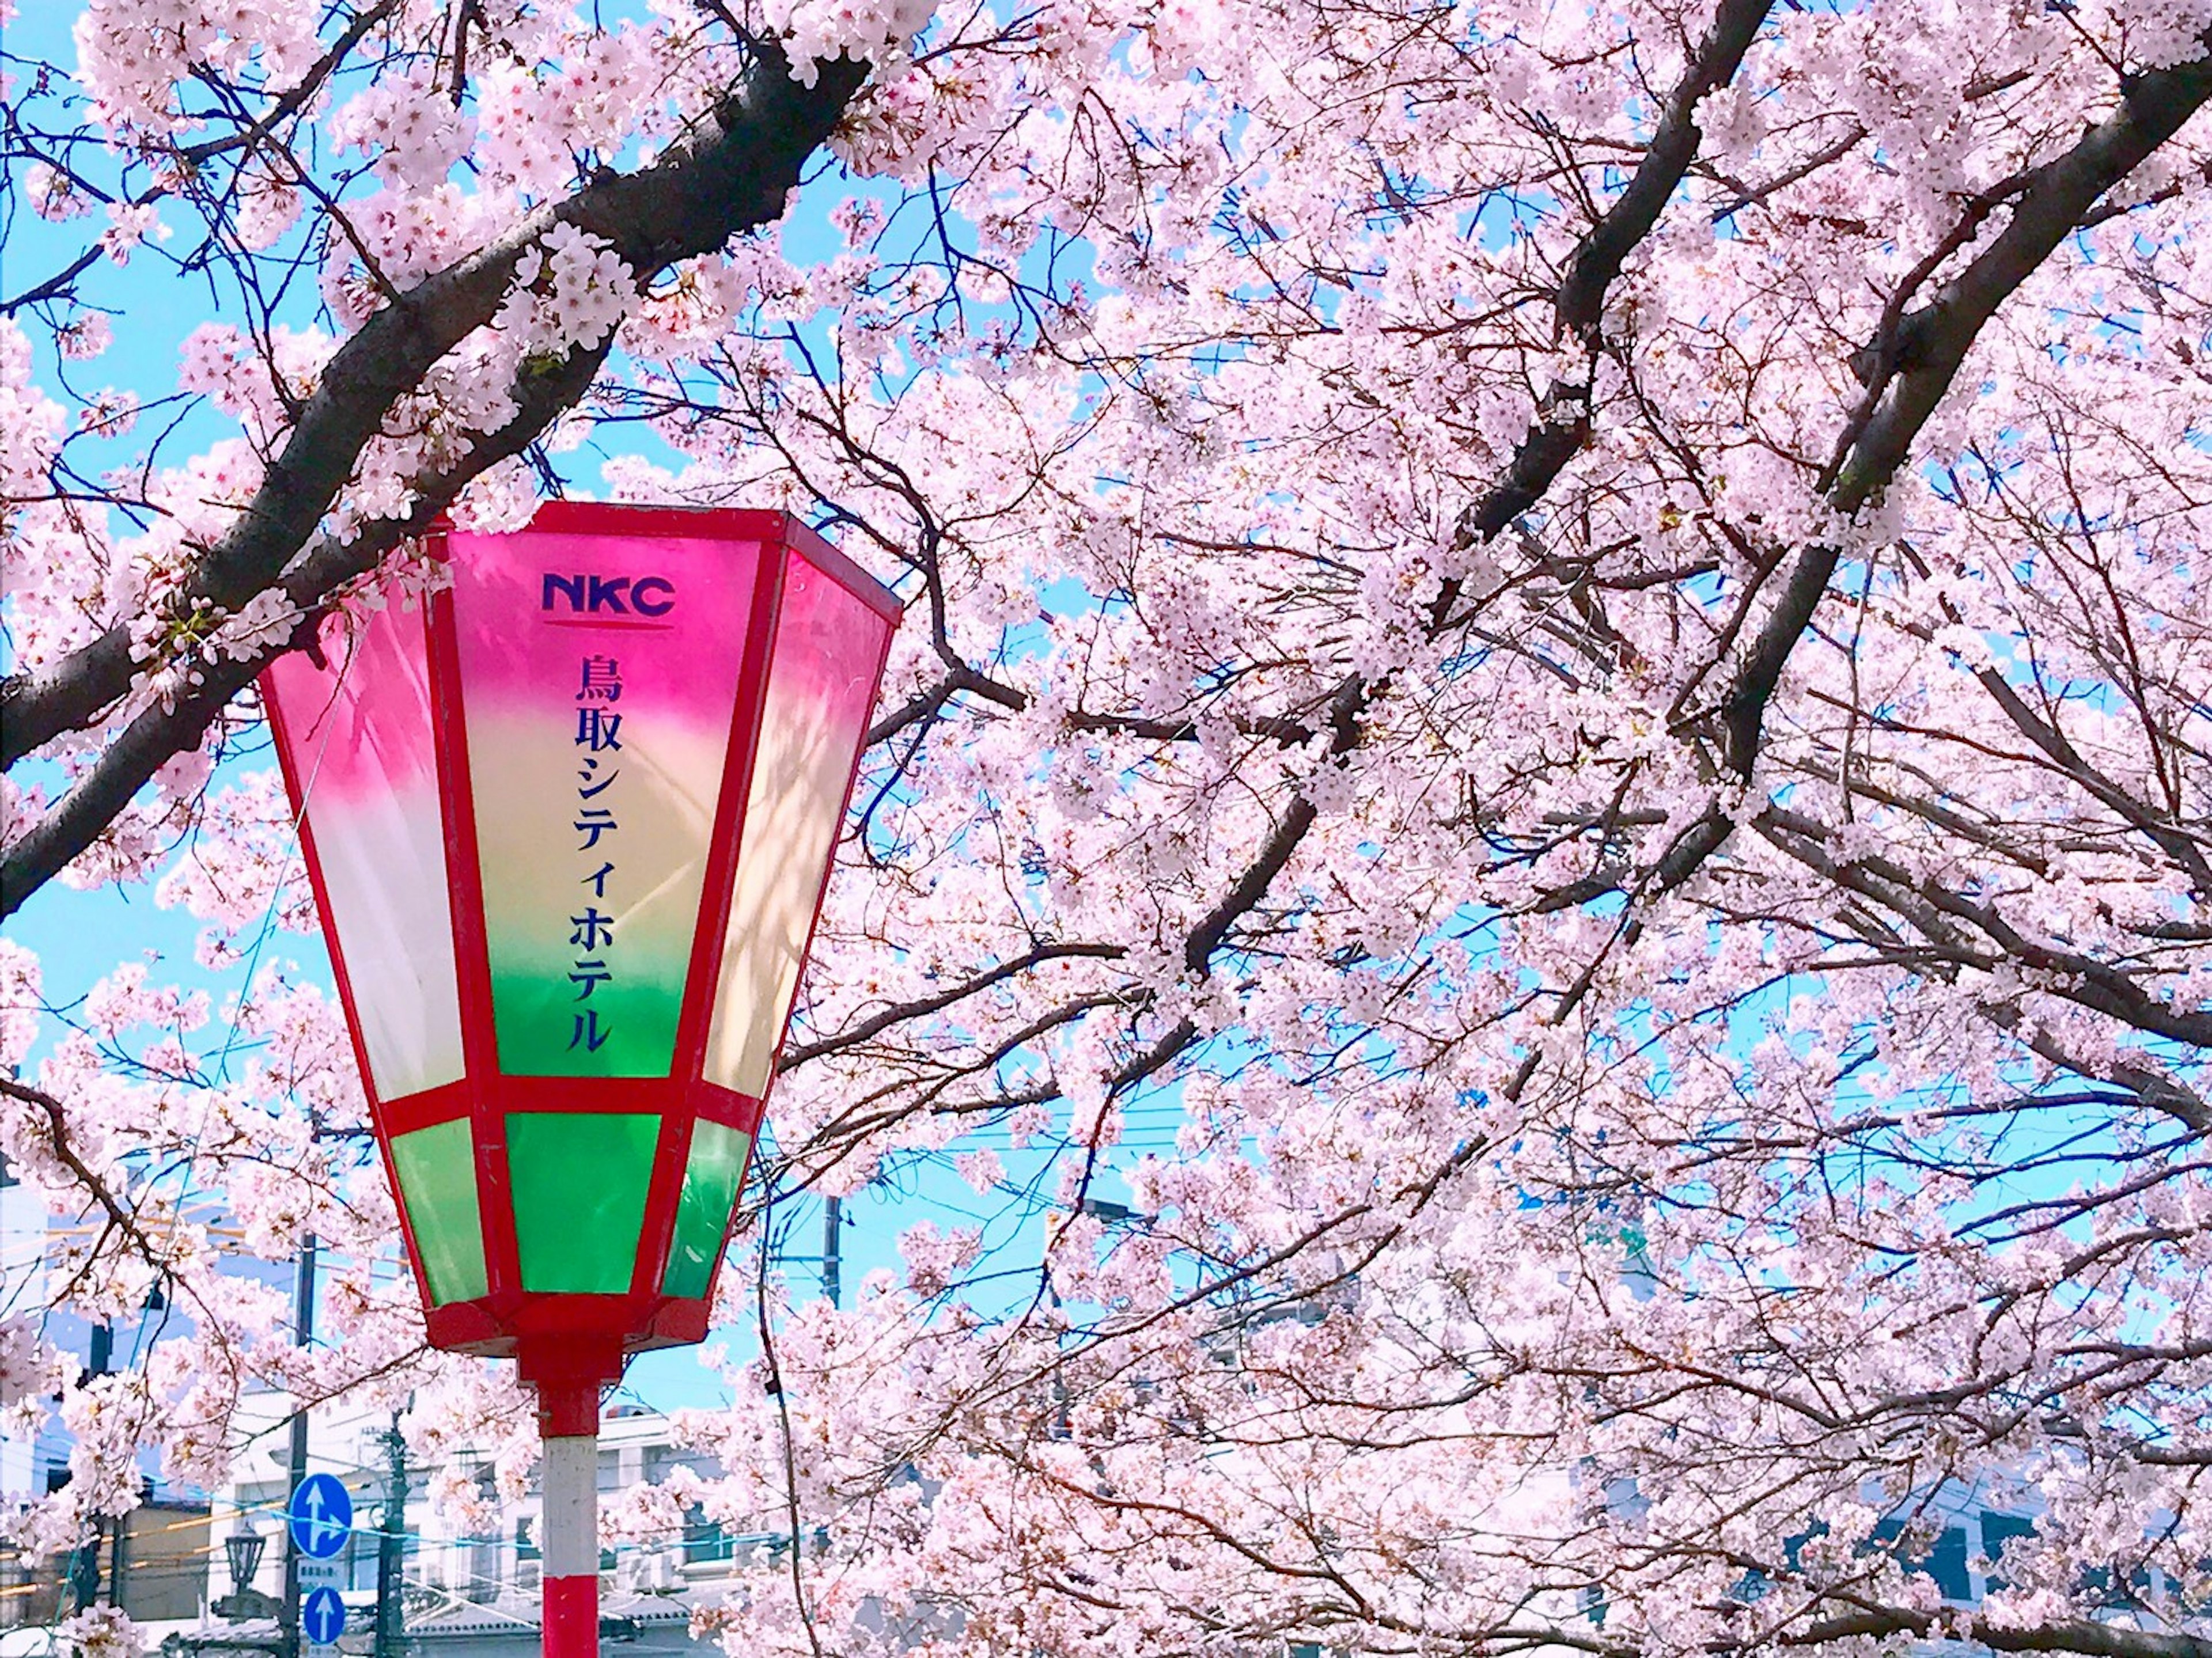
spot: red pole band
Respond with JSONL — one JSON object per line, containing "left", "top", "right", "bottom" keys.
{"left": 543, "top": 1574, "right": 597, "bottom": 1658}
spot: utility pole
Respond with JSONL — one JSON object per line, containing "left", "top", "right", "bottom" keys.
{"left": 68, "top": 1322, "right": 115, "bottom": 1612}
{"left": 105, "top": 1484, "right": 127, "bottom": 1616}
{"left": 373, "top": 1413, "right": 407, "bottom": 1658}
{"left": 821, "top": 1196, "right": 842, "bottom": 1309}
{"left": 279, "top": 1236, "right": 317, "bottom": 1658}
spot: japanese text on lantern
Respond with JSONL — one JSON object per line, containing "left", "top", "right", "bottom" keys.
{"left": 571, "top": 652, "right": 623, "bottom": 1056}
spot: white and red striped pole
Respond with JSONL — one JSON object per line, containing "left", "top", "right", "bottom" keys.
{"left": 536, "top": 1379, "right": 601, "bottom": 1658}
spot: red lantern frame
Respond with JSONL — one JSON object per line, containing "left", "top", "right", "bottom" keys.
{"left": 267, "top": 504, "right": 896, "bottom": 1401}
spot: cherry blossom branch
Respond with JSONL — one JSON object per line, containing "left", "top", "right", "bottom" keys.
{"left": 0, "top": 41, "right": 870, "bottom": 914}
{"left": 1710, "top": 32, "right": 2212, "bottom": 782}
{"left": 0, "top": 1074, "right": 172, "bottom": 1291}
{"left": 6, "top": 47, "right": 857, "bottom": 769}
{"left": 1552, "top": 0, "right": 1776, "bottom": 350}
{"left": 1431, "top": 0, "right": 1778, "bottom": 624}
{"left": 999, "top": 0, "right": 1783, "bottom": 1072}
{"left": 0, "top": 329, "right": 613, "bottom": 914}
{"left": 777, "top": 942, "right": 1129, "bottom": 1071}
{"left": 1609, "top": 39, "right": 2212, "bottom": 918}
{"left": 1781, "top": 1610, "right": 2212, "bottom": 1658}
{"left": 1963, "top": 659, "right": 2212, "bottom": 896}
{"left": 1, "top": 2, "right": 403, "bottom": 317}
{"left": 754, "top": 0, "right": 1788, "bottom": 1176}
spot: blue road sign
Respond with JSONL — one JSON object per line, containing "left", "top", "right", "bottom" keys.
{"left": 301, "top": 1586, "right": 346, "bottom": 1646}
{"left": 287, "top": 1473, "right": 353, "bottom": 1560}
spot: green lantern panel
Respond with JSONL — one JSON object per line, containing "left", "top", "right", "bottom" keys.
{"left": 661, "top": 1121, "right": 751, "bottom": 1299}
{"left": 506, "top": 1112, "right": 661, "bottom": 1293}
{"left": 389, "top": 1119, "right": 489, "bottom": 1306}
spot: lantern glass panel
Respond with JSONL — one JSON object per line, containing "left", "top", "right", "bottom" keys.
{"left": 506, "top": 1111, "right": 661, "bottom": 1293}
{"left": 661, "top": 1121, "right": 751, "bottom": 1298}
{"left": 388, "top": 1118, "right": 489, "bottom": 1304}
{"left": 704, "top": 555, "right": 893, "bottom": 1095}
{"left": 265, "top": 604, "right": 465, "bottom": 1099}
{"left": 449, "top": 529, "right": 763, "bottom": 1079}
{"left": 225, "top": 1529, "right": 266, "bottom": 1592}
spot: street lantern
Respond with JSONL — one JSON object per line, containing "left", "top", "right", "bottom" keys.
{"left": 260, "top": 504, "right": 897, "bottom": 1658}
{"left": 213, "top": 1523, "right": 281, "bottom": 1622}
{"left": 224, "top": 1526, "right": 266, "bottom": 1595}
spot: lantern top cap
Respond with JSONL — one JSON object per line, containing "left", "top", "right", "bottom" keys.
{"left": 438, "top": 502, "right": 904, "bottom": 627}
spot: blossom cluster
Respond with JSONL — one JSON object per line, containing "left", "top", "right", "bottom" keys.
{"left": 4, "top": 0, "right": 2211, "bottom": 1655}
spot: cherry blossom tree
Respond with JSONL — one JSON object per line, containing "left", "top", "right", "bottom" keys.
{"left": 5, "top": 1, "right": 2211, "bottom": 1655}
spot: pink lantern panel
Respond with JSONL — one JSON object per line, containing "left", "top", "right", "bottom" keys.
{"left": 705, "top": 550, "right": 899, "bottom": 1097}
{"left": 265, "top": 598, "right": 465, "bottom": 1102}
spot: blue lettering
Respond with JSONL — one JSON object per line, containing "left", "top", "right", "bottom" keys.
{"left": 541, "top": 573, "right": 675, "bottom": 617}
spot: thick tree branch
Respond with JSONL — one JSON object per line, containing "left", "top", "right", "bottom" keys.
{"left": 1433, "top": 0, "right": 1775, "bottom": 628}
{"left": 1783, "top": 1610, "right": 2212, "bottom": 1658}
{"left": 1965, "top": 659, "right": 2212, "bottom": 896}
{"left": 1835, "top": 44, "right": 2212, "bottom": 515}
{"left": 0, "top": 43, "right": 863, "bottom": 765}
{"left": 0, "top": 331, "right": 613, "bottom": 915}
{"left": 1, "top": 41, "right": 869, "bottom": 912}
{"left": 1181, "top": 672, "right": 1370, "bottom": 975}
{"left": 1553, "top": 0, "right": 1775, "bottom": 347}
{"left": 1710, "top": 35, "right": 2212, "bottom": 787}
{"left": 1598, "top": 35, "right": 2212, "bottom": 908}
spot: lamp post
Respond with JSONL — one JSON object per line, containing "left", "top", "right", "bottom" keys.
{"left": 261, "top": 506, "right": 897, "bottom": 1658}
{"left": 213, "top": 1525, "right": 279, "bottom": 1622}
{"left": 224, "top": 1528, "right": 267, "bottom": 1598}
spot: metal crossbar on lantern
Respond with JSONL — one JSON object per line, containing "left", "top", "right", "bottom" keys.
{"left": 260, "top": 504, "right": 897, "bottom": 1658}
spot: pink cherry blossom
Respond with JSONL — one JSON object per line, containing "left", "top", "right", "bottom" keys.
{"left": 4, "top": 2, "right": 2211, "bottom": 1655}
